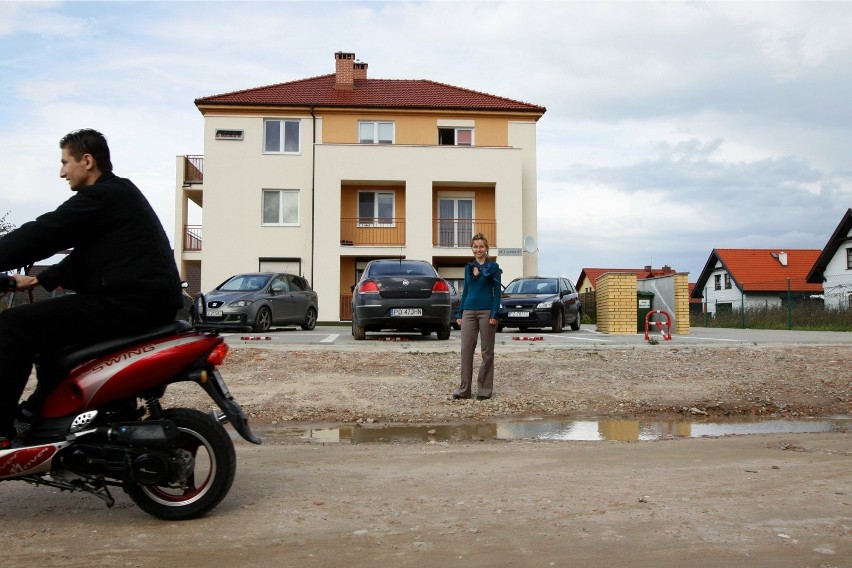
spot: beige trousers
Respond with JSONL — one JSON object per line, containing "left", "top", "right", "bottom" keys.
{"left": 454, "top": 310, "right": 496, "bottom": 398}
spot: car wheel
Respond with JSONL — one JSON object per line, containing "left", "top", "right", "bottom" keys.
{"left": 570, "top": 310, "right": 581, "bottom": 331}
{"left": 252, "top": 307, "right": 272, "bottom": 332}
{"left": 437, "top": 324, "right": 451, "bottom": 340}
{"left": 452, "top": 321, "right": 461, "bottom": 330}
{"left": 552, "top": 309, "right": 564, "bottom": 333}
{"left": 301, "top": 307, "right": 317, "bottom": 331}
{"left": 352, "top": 318, "right": 366, "bottom": 340}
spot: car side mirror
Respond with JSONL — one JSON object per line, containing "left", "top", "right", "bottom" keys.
{"left": 271, "top": 284, "right": 286, "bottom": 294}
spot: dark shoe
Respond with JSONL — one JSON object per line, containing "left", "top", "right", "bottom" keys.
{"left": 452, "top": 393, "right": 471, "bottom": 400}
{"left": 476, "top": 395, "right": 491, "bottom": 401}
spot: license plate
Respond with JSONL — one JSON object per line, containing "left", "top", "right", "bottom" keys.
{"left": 508, "top": 311, "right": 529, "bottom": 318}
{"left": 391, "top": 308, "right": 422, "bottom": 317}
{"left": 207, "top": 310, "right": 223, "bottom": 317}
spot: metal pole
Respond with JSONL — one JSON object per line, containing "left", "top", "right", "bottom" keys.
{"left": 787, "top": 278, "right": 792, "bottom": 330}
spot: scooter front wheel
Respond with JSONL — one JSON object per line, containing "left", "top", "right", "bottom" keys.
{"left": 124, "top": 408, "right": 236, "bottom": 520}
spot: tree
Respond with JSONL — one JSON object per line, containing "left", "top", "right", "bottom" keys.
{"left": 0, "top": 211, "right": 14, "bottom": 237}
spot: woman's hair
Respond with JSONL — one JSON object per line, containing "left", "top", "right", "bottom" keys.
{"left": 471, "top": 232, "right": 489, "bottom": 256}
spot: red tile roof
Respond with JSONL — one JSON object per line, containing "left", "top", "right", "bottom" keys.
{"left": 693, "top": 249, "right": 823, "bottom": 296}
{"left": 196, "top": 74, "right": 546, "bottom": 114}
{"left": 577, "top": 267, "right": 678, "bottom": 290}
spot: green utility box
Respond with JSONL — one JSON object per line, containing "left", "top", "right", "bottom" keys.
{"left": 637, "top": 291, "right": 654, "bottom": 332}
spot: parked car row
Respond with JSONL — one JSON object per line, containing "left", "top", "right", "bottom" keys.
{"left": 186, "top": 267, "right": 582, "bottom": 337}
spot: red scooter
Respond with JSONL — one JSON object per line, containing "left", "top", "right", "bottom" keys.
{"left": 0, "top": 276, "right": 261, "bottom": 519}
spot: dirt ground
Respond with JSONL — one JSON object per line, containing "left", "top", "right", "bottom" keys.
{"left": 1, "top": 342, "right": 850, "bottom": 567}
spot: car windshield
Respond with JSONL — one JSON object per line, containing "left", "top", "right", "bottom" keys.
{"left": 368, "top": 261, "right": 436, "bottom": 277}
{"left": 506, "top": 278, "right": 557, "bottom": 295}
{"left": 219, "top": 275, "right": 271, "bottom": 292}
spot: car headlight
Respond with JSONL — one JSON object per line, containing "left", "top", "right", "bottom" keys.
{"left": 536, "top": 301, "right": 553, "bottom": 309}
{"left": 229, "top": 300, "right": 254, "bottom": 307}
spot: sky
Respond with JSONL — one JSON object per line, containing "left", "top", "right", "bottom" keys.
{"left": 1, "top": 0, "right": 850, "bottom": 284}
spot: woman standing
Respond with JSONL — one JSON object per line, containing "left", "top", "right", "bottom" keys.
{"left": 453, "top": 233, "right": 502, "bottom": 400}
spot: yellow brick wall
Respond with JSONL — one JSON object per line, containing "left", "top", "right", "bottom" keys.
{"left": 674, "top": 273, "right": 690, "bottom": 335}
{"left": 596, "top": 273, "right": 637, "bottom": 334}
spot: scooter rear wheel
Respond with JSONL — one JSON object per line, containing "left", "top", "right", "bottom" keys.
{"left": 124, "top": 408, "right": 236, "bottom": 520}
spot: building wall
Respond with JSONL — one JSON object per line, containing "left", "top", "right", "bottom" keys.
{"left": 314, "top": 142, "right": 527, "bottom": 321}
{"left": 595, "top": 273, "right": 637, "bottom": 334}
{"left": 198, "top": 114, "right": 316, "bottom": 291}
{"left": 822, "top": 229, "right": 852, "bottom": 309}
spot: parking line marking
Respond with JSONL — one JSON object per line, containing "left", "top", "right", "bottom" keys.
{"left": 321, "top": 334, "right": 340, "bottom": 343}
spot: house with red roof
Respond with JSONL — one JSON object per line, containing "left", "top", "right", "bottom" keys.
{"left": 806, "top": 208, "right": 852, "bottom": 309}
{"left": 174, "top": 51, "right": 546, "bottom": 322}
{"left": 691, "top": 249, "right": 823, "bottom": 314}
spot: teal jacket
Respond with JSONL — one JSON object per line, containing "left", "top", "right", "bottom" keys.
{"left": 456, "top": 259, "right": 502, "bottom": 319}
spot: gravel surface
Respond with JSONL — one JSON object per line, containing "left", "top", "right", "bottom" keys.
{"left": 165, "top": 343, "right": 851, "bottom": 426}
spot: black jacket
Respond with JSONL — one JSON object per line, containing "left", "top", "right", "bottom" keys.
{"left": 0, "top": 172, "right": 182, "bottom": 310}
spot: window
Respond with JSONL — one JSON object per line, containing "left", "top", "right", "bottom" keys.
{"left": 358, "top": 191, "right": 394, "bottom": 226}
{"left": 724, "top": 274, "right": 732, "bottom": 289}
{"left": 215, "top": 129, "right": 243, "bottom": 140}
{"left": 262, "top": 189, "right": 299, "bottom": 225}
{"left": 847, "top": 248, "right": 852, "bottom": 269}
{"left": 438, "top": 127, "right": 473, "bottom": 146}
{"left": 359, "top": 121, "right": 394, "bottom": 144}
{"left": 714, "top": 275, "right": 722, "bottom": 291}
{"left": 264, "top": 119, "right": 300, "bottom": 153}
{"left": 438, "top": 197, "right": 473, "bottom": 247}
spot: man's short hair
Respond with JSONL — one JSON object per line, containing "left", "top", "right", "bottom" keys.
{"left": 59, "top": 129, "right": 113, "bottom": 173}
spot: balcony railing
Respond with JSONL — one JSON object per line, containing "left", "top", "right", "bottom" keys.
{"left": 184, "top": 225, "right": 202, "bottom": 251}
{"left": 183, "top": 155, "right": 203, "bottom": 184}
{"left": 340, "top": 218, "right": 406, "bottom": 247}
{"left": 433, "top": 219, "right": 496, "bottom": 248}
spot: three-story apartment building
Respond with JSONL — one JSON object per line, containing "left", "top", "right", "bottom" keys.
{"left": 174, "top": 52, "right": 546, "bottom": 322}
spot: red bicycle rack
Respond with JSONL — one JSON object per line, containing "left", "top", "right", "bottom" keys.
{"left": 644, "top": 310, "right": 672, "bottom": 341}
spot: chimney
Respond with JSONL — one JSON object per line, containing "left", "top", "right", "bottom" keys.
{"left": 778, "top": 251, "right": 788, "bottom": 266}
{"left": 644, "top": 265, "right": 652, "bottom": 273}
{"left": 354, "top": 61, "right": 368, "bottom": 81}
{"left": 334, "top": 51, "right": 356, "bottom": 90}
{"left": 662, "top": 265, "right": 671, "bottom": 272}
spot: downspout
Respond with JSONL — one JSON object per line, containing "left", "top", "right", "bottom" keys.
{"left": 310, "top": 106, "right": 316, "bottom": 288}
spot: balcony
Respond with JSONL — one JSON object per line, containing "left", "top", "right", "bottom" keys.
{"left": 183, "top": 155, "right": 203, "bottom": 184}
{"left": 433, "top": 219, "right": 496, "bottom": 248}
{"left": 340, "top": 218, "right": 406, "bottom": 247}
{"left": 184, "top": 225, "right": 202, "bottom": 251}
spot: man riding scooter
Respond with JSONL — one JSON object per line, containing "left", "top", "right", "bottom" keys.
{"left": 0, "top": 129, "right": 182, "bottom": 445}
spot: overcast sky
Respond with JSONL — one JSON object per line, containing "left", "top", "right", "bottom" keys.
{"left": 2, "top": 1, "right": 850, "bottom": 283}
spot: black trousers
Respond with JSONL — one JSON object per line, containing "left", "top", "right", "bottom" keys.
{"left": 0, "top": 293, "right": 173, "bottom": 436}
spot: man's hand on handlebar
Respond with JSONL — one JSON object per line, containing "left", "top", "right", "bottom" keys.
{"left": 2, "top": 274, "right": 38, "bottom": 294}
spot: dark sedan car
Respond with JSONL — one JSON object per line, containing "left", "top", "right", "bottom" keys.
{"left": 497, "top": 276, "right": 581, "bottom": 333}
{"left": 194, "top": 272, "right": 318, "bottom": 332}
{"left": 351, "top": 259, "right": 453, "bottom": 340}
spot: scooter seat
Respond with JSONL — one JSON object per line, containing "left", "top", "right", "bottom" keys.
{"left": 35, "top": 320, "right": 194, "bottom": 374}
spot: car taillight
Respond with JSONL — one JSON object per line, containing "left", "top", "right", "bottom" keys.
{"left": 358, "top": 281, "right": 380, "bottom": 294}
{"left": 432, "top": 280, "right": 450, "bottom": 293}
{"left": 207, "top": 343, "right": 229, "bottom": 366}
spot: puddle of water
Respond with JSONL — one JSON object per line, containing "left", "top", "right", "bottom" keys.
{"left": 268, "top": 416, "right": 849, "bottom": 444}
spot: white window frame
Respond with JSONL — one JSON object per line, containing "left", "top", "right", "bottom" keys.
{"left": 357, "top": 190, "right": 395, "bottom": 227}
{"left": 358, "top": 121, "right": 394, "bottom": 144}
{"left": 724, "top": 273, "right": 732, "bottom": 289}
{"left": 437, "top": 192, "right": 475, "bottom": 247}
{"left": 438, "top": 127, "right": 474, "bottom": 146}
{"left": 262, "top": 189, "right": 300, "bottom": 226}
{"left": 263, "top": 119, "right": 301, "bottom": 154}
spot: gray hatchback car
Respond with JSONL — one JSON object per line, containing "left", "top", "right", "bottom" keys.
{"left": 194, "top": 272, "right": 318, "bottom": 332}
